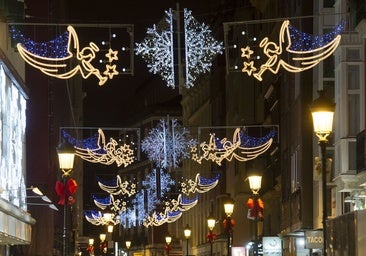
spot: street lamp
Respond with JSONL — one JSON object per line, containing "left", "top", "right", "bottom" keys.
{"left": 248, "top": 174, "right": 262, "bottom": 256}
{"left": 165, "top": 235, "right": 172, "bottom": 255}
{"left": 57, "top": 140, "right": 75, "bottom": 256}
{"left": 310, "top": 90, "right": 335, "bottom": 256}
{"left": 125, "top": 240, "right": 131, "bottom": 256}
{"left": 87, "top": 239, "right": 95, "bottom": 256}
{"left": 184, "top": 224, "right": 191, "bottom": 256}
{"left": 100, "top": 234, "right": 107, "bottom": 255}
{"left": 224, "top": 197, "right": 234, "bottom": 256}
{"left": 207, "top": 214, "right": 216, "bottom": 256}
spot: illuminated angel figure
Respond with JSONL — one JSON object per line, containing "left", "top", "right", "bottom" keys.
{"left": 180, "top": 173, "right": 220, "bottom": 196}
{"left": 98, "top": 175, "right": 137, "bottom": 197}
{"left": 240, "top": 20, "right": 343, "bottom": 81}
{"left": 16, "top": 26, "right": 117, "bottom": 86}
{"left": 74, "top": 129, "right": 134, "bottom": 167}
{"left": 191, "top": 128, "right": 275, "bottom": 166}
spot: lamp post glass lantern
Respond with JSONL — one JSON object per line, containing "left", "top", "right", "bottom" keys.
{"left": 207, "top": 215, "right": 215, "bottom": 256}
{"left": 57, "top": 141, "right": 75, "bottom": 256}
{"left": 125, "top": 240, "right": 131, "bottom": 256}
{"left": 184, "top": 224, "right": 191, "bottom": 256}
{"left": 248, "top": 175, "right": 262, "bottom": 256}
{"left": 224, "top": 197, "right": 234, "bottom": 256}
{"left": 310, "top": 90, "right": 335, "bottom": 256}
{"left": 165, "top": 235, "right": 172, "bottom": 255}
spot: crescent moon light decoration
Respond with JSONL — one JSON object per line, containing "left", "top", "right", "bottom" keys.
{"left": 241, "top": 20, "right": 344, "bottom": 81}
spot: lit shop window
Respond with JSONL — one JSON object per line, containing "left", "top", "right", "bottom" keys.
{"left": 0, "top": 65, "right": 27, "bottom": 209}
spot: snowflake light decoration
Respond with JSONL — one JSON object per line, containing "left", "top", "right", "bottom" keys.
{"left": 141, "top": 118, "right": 197, "bottom": 169}
{"left": 184, "top": 9, "right": 223, "bottom": 88}
{"left": 135, "top": 8, "right": 223, "bottom": 89}
{"left": 135, "top": 9, "right": 175, "bottom": 88}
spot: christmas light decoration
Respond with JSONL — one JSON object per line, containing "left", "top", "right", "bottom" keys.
{"left": 184, "top": 9, "right": 223, "bottom": 88}
{"left": 191, "top": 128, "right": 275, "bottom": 166}
{"left": 141, "top": 118, "right": 197, "bottom": 169}
{"left": 10, "top": 26, "right": 69, "bottom": 58}
{"left": 240, "top": 20, "right": 343, "bottom": 81}
{"left": 98, "top": 175, "right": 137, "bottom": 196}
{"left": 63, "top": 129, "right": 135, "bottom": 167}
{"left": 135, "top": 8, "right": 223, "bottom": 89}
{"left": 15, "top": 26, "right": 120, "bottom": 86}
{"left": 135, "top": 9, "right": 175, "bottom": 88}
{"left": 180, "top": 173, "right": 220, "bottom": 196}
{"left": 183, "top": 9, "right": 223, "bottom": 88}
{"left": 142, "top": 194, "right": 198, "bottom": 227}
{"left": 84, "top": 210, "right": 120, "bottom": 225}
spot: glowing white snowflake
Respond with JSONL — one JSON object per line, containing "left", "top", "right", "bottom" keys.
{"left": 184, "top": 9, "right": 223, "bottom": 88}
{"left": 135, "top": 9, "right": 175, "bottom": 88}
{"left": 135, "top": 8, "right": 223, "bottom": 89}
{"left": 141, "top": 118, "right": 197, "bottom": 169}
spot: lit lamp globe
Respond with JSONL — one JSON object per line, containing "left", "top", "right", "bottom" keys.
{"left": 248, "top": 175, "right": 262, "bottom": 194}
{"left": 310, "top": 90, "right": 335, "bottom": 142}
{"left": 99, "top": 234, "right": 106, "bottom": 242}
{"left": 224, "top": 198, "right": 235, "bottom": 217}
{"left": 125, "top": 240, "right": 131, "bottom": 249}
{"left": 57, "top": 140, "right": 75, "bottom": 175}
{"left": 207, "top": 215, "right": 216, "bottom": 231}
{"left": 184, "top": 224, "right": 191, "bottom": 239}
{"left": 165, "top": 235, "right": 172, "bottom": 245}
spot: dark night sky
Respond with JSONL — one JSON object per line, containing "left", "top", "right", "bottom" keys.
{"left": 53, "top": 1, "right": 227, "bottom": 127}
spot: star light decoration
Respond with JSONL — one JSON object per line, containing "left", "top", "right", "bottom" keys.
{"left": 141, "top": 118, "right": 197, "bottom": 169}
{"left": 62, "top": 129, "right": 135, "bottom": 167}
{"left": 191, "top": 128, "right": 276, "bottom": 166}
{"left": 135, "top": 8, "right": 223, "bottom": 89}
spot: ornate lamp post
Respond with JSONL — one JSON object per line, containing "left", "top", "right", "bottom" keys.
{"left": 57, "top": 140, "right": 75, "bottom": 256}
{"left": 165, "top": 235, "right": 172, "bottom": 255}
{"left": 310, "top": 90, "right": 335, "bottom": 256}
{"left": 224, "top": 197, "right": 234, "bottom": 256}
{"left": 99, "top": 233, "right": 107, "bottom": 255}
{"left": 184, "top": 224, "right": 191, "bottom": 256}
{"left": 125, "top": 240, "right": 131, "bottom": 256}
{"left": 87, "top": 239, "right": 95, "bottom": 256}
{"left": 248, "top": 175, "right": 262, "bottom": 256}
{"left": 207, "top": 214, "right": 216, "bottom": 256}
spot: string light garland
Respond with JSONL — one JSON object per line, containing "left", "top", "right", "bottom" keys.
{"left": 240, "top": 20, "right": 343, "bottom": 81}
{"left": 191, "top": 128, "right": 275, "bottom": 166}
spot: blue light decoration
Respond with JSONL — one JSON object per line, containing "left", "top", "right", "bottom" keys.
{"left": 62, "top": 130, "right": 103, "bottom": 152}
{"left": 141, "top": 118, "right": 197, "bottom": 169}
{"left": 9, "top": 26, "right": 69, "bottom": 58}
{"left": 183, "top": 9, "right": 223, "bottom": 88}
{"left": 288, "top": 20, "right": 345, "bottom": 51}
{"left": 135, "top": 9, "right": 175, "bottom": 88}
